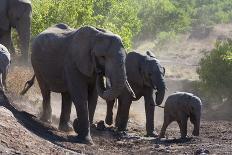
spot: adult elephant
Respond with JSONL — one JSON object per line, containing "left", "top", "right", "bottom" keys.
{"left": 21, "top": 23, "right": 135, "bottom": 144}
{"left": 0, "top": 0, "right": 31, "bottom": 62}
{"left": 105, "top": 51, "right": 166, "bottom": 137}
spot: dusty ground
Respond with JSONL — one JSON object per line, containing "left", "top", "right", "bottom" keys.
{"left": 0, "top": 23, "right": 232, "bottom": 154}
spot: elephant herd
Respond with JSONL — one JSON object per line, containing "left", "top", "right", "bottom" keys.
{"left": 0, "top": 0, "right": 202, "bottom": 145}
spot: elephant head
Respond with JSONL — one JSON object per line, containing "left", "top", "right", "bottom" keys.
{"left": 140, "top": 51, "right": 166, "bottom": 105}
{"left": 0, "top": 0, "right": 32, "bottom": 61}
{"left": 189, "top": 98, "right": 202, "bottom": 136}
{"left": 69, "top": 26, "right": 133, "bottom": 101}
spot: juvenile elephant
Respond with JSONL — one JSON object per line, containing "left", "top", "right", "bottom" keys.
{"left": 105, "top": 51, "right": 166, "bottom": 136}
{"left": 0, "top": 0, "right": 31, "bottom": 62}
{"left": 21, "top": 23, "right": 134, "bottom": 144}
{"left": 0, "top": 44, "right": 10, "bottom": 93}
{"left": 159, "top": 92, "right": 202, "bottom": 139}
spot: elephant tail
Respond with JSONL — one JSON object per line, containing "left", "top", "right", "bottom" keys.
{"left": 20, "top": 74, "right": 36, "bottom": 95}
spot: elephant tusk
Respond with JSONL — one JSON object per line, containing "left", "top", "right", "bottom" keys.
{"left": 125, "top": 80, "right": 136, "bottom": 98}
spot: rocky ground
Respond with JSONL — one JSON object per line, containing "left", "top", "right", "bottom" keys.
{"left": 0, "top": 23, "right": 232, "bottom": 154}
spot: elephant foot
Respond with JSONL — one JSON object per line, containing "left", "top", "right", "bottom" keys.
{"left": 59, "top": 121, "right": 73, "bottom": 132}
{"left": 74, "top": 135, "right": 94, "bottom": 145}
{"left": 145, "top": 131, "right": 159, "bottom": 137}
{"left": 96, "top": 120, "right": 106, "bottom": 131}
{"left": 180, "top": 134, "right": 189, "bottom": 139}
{"left": 105, "top": 116, "right": 113, "bottom": 125}
{"left": 40, "top": 114, "right": 52, "bottom": 124}
{"left": 73, "top": 118, "right": 93, "bottom": 145}
{"left": 192, "top": 130, "right": 199, "bottom": 136}
{"left": 158, "top": 132, "right": 165, "bottom": 139}
{"left": 70, "top": 134, "right": 94, "bottom": 145}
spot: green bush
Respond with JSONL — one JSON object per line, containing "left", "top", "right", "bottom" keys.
{"left": 197, "top": 39, "right": 232, "bottom": 104}
{"left": 31, "top": 0, "right": 141, "bottom": 49}
{"left": 136, "top": 0, "right": 191, "bottom": 40}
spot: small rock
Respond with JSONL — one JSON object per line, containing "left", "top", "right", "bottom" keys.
{"left": 154, "top": 144, "right": 160, "bottom": 148}
{"left": 195, "top": 148, "right": 210, "bottom": 155}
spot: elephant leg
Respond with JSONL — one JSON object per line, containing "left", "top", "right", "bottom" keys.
{"left": 159, "top": 115, "right": 172, "bottom": 138}
{"left": 0, "top": 73, "right": 3, "bottom": 91}
{"left": 115, "top": 96, "right": 132, "bottom": 131}
{"left": 144, "top": 93, "right": 157, "bottom": 137}
{"left": 64, "top": 66, "right": 93, "bottom": 145}
{"left": 59, "top": 92, "right": 73, "bottom": 132}
{"left": 0, "top": 30, "right": 15, "bottom": 54}
{"left": 88, "top": 88, "right": 98, "bottom": 124}
{"left": 180, "top": 115, "right": 188, "bottom": 138}
{"left": 105, "top": 99, "right": 115, "bottom": 125}
{"left": 2, "top": 67, "right": 8, "bottom": 91}
{"left": 37, "top": 77, "right": 52, "bottom": 123}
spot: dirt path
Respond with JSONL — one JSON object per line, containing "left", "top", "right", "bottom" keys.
{"left": 0, "top": 94, "right": 232, "bottom": 155}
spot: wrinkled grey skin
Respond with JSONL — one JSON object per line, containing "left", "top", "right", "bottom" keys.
{"left": 0, "top": 0, "right": 31, "bottom": 62}
{"left": 159, "top": 92, "right": 202, "bottom": 139}
{"left": 105, "top": 51, "right": 166, "bottom": 136}
{"left": 0, "top": 44, "right": 10, "bottom": 93}
{"left": 23, "top": 23, "right": 133, "bottom": 144}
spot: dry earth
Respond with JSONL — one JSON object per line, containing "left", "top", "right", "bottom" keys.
{"left": 0, "top": 23, "right": 232, "bottom": 154}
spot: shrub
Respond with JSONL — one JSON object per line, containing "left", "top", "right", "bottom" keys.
{"left": 31, "top": 0, "right": 141, "bottom": 49}
{"left": 197, "top": 39, "right": 232, "bottom": 104}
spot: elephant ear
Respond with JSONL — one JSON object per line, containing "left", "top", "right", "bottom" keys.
{"left": 138, "top": 56, "right": 147, "bottom": 82}
{"left": 146, "top": 51, "right": 156, "bottom": 58}
{"left": 93, "top": 32, "right": 112, "bottom": 57}
{"left": 69, "top": 28, "right": 95, "bottom": 77}
{"left": 0, "top": 0, "right": 10, "bottom": 31}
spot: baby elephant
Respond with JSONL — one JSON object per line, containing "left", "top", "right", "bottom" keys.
{"left": 159, "top": 92, "right": 202, "bottom": 139}
{"left": 0, "top": 44, "right": 10, "bottom": 93}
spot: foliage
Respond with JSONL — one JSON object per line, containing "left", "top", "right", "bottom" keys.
{"left": 136, "top": 0, "right": 191, "bottom": 40}
{"left": 191, "top": 0, "right": 232, "bottom": 27}
{"left": 31, "top": 0, "right": 141, "bottom": 49}
{"left": 30, "top": 0, "right": 232, "bottom": 49}
{"left": 197, "top": 39, "right": 232, "bottom": 104}
{"left": 134, "top": 0, "right": 232, "bottom": 42}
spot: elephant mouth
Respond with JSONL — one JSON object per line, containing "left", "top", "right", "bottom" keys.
{"left": 96, "top": 74, "right": 136, "bottom": 100}
{"left": 105, "top": 77, "right": 136, "bottom": 98}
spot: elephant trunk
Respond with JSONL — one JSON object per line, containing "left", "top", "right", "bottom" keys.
{"left": 16, "top": 14, "right": 31, "bottom": 62}
{"left": 96, "top": 58, "right": 132, "bottom": 101}
{"left": 154, "top": 79, "right": 166, "bottom": 106}
{"left": 96, "top": 71, "right": 126, "bottom": 101}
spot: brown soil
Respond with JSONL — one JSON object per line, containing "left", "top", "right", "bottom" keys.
{"left": 1, "top": 95, "right": 232, "bottom": 155}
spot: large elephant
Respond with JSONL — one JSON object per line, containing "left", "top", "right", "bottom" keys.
{"left": 21, "top": 23, "right": 134, "bottom": 144}
{"left": 159, "top": 92, "right": 202, "bottom": 139}
{"left": 0, "top": 0, "right": 31, "bottom": 62}
{"left": 105, "top": 51, "right": 166, "bottom": 136}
